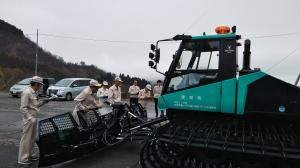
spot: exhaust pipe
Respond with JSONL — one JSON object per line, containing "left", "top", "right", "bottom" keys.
{"left": 242, "top": 39, "right": 251, "bottom": 70}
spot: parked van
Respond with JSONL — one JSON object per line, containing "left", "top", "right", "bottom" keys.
{"left": 9, "top": 78, "right": 55, "bottom": 97}
{"left": 47, "top": 78, "right": 91, "bottom": 101}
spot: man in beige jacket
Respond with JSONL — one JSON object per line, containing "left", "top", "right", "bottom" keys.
{"left": 153, "top": 80, "right": 163, "bottom": 117}
{"left": 72, "top": 79, "right": 102, "bottom": 126}
{"left": 128, "top": 80, "right": 140, "bottom": 105}
{"left": 18, "top": 76, "right": 51, "bottom": 165}
{"left": 138, "top": 84, "right": 152, "bottom": 111}
{"left": 107, "top": 77, "right": 123, "bottom": 105}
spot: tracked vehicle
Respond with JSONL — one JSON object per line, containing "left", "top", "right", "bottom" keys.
{"left": 141, "top": 26, "right": 300, "bottom": 168}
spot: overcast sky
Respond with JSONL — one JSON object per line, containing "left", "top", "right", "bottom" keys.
{"left": 0, "top": 0, "right": 299, "bottom": 84}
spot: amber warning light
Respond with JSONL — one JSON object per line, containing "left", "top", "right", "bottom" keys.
{"left": 215, "top": 26, "right": 231, "bottom": 34}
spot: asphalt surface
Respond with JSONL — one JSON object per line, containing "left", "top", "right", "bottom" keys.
{"left": 0, "top": 92, "right": 158, "bottom": 168}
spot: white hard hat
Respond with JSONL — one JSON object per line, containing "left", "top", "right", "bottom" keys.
{"left": 114, "top": 76, "right": 123, "bottom": 82}
{"left": 103, "top": 81, "right": 109, "bottom": 86}
{"left": 146, "top": 84, "right": 152, "bottom": 91}
{"left": 31, "top": 76, "right": 44, "bottom": 85}
{"left": 89, "top": 79, "right": 102, "bottom": 87}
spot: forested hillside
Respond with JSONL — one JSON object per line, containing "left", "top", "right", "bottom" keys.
{"left": 0, "top": 19, "right": 148, "bottom": 90}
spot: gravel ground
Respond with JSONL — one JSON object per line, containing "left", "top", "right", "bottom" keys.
{"left": 0, "top": 92, "right": 158, "bottom": 168}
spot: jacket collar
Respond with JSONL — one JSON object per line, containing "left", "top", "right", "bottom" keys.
{"left": 113, "top": 84, "right": 120, "bottom": 89}
{"left": 29, "top": 86, "right": 37, "bottom": 94}
{"left": 86, "top": 87, "right": 93, "bottom": 95}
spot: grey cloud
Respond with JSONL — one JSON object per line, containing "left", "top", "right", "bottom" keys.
{"left": 0, "top": 0, "right": 299, "bottom": 83}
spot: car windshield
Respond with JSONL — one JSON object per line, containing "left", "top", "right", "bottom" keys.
{"left": 17, "top": 78, "right": 31, "bottom": 85}
{"left": 55, "top": 79, "right": 73, "bottom": 87}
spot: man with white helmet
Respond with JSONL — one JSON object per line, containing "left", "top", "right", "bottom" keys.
{"left": 18, "top": 76, "right": 52, "bottom": 165}
{"left": 107, "top": 77, "right": 122, "bottom": 105}
{"left": 138, "top": 84, "right": 152, "bottom": 114}
{"left": 72, "top": 79, "right": 102, "bottom": 126}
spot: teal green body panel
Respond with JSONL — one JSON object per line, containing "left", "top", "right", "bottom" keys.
{"left": 158, "top": 78, "right": 237, "bottom": 114}
{"left": 237, "top": 71, "right": 266, "bottom": 115}
{"left": 192, "top": 33, "right": 236, "bottom": 40}
{"left": 158, "top": 96, "right": 168, "bottom": 111}
{"left": 158, "top": 71, "right": 266, "bottom": 115}
{"left": 221, "top": 78, "right": 237, "bottom": 113}
{"left": 158, "top": 82, "right": 222, "bottom": 112}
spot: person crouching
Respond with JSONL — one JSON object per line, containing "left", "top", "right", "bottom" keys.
{"left": 72, "top": 79, "right": 102, "bottom": 126}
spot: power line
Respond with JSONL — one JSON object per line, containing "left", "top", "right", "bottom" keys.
{"left": 266, "top": 44, "right": 300, "bottom": 72}
{"left": 183, "top": 12, "right": 206, "bottom": 34}
{"left": 247, "top": 31, "right": 300, "bottom": 39}
{"left": 26, "top": 33, "right": 153, "bottom": 44}
{"left": 25, "top": 30, "right": 300, "bottom": 45}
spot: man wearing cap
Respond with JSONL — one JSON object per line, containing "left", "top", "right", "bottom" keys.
{"left": 153, "top": 80, "right": 163, "bottom": 117}
{"left": 107, "top": 77, "right": 122, "bottom": 105}
{"left": 128, "top": 80, "right": 140, "bottom": 105}
{"left": 138, "top": 84, "right": 152, "bottom": 115}
{"left": 18, "top": 76, "right": 50, "bottom": 165}
{"left": 97, "top": 81, "right": 109, "bottom": 100}
{"left": 97, "top": 81, "right": 111, "bottom": 114}
{"left": 72, "top": 79, "right": 102, "bottom": 126}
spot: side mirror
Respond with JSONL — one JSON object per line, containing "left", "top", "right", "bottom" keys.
{"left": 72, "top": 84, "right": 78, "bottom": 87}
{"left": 150, "top": 44, "right": 155, "bottom": 51}
{"left": 148, "top": 61, "right": 155, "bottom": 68}
{"left": 149, "top": 53, "right": 155, "bottom": 59}
{"left": 155, "top": 49, "right": 160, "bottom": 63}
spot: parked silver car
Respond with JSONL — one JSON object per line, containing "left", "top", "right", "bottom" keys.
{"left": 9, "top": 78, "right": 55, "bottom": 97}
{"left": 47, "top": 78, "right": 91, "bottom": 101}
{"left": 9, "top": 78, "right": 31, "bottom": 97}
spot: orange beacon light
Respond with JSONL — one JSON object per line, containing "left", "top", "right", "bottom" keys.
{"left": 215, "top": 26, "right": 231, "bottom": 34}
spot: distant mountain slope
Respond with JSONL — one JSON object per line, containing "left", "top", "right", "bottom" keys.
{"left": 0, "top": 19, "right": 148, "bottom": 90}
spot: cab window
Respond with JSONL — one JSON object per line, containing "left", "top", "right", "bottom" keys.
{"left": 167, "top": 40, "right": 220, "bottom": 92}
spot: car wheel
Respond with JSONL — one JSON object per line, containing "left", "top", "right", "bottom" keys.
{"left": 12, "top": 95, "right": 18, "bottom": 98}
{"left": 66, "top": 93, "right": 72, "bottom": 101}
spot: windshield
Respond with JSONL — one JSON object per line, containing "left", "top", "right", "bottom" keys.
{"left": 176, "top": 40, "right": 219, "bottom": 70}
{"left": 55, "top": 79, "right": 73, "bottom": 87}
{"left": 167, "top": 40, "right": 220, "bottom": 92}
{"left": 17, "top": 78, "right": 31, "bottom": 85}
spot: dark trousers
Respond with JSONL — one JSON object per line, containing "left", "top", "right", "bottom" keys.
{"left": 154, "top": 98, "right": 158, "bottom": 116}
{"left": 130, "top": 97, "right": 139, "bottom": 105}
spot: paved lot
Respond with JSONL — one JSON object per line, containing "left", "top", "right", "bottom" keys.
{"left": 0, "top": 92, "right": 157, "bottom": 168}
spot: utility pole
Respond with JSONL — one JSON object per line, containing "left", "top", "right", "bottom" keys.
{"left": 295, "top": 73, "right": 300, "bottom": 86}
{"left": 35, "top": 29, "right": 39, "bottom": 76}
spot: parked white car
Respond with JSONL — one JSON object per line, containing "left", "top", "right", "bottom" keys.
{"left": 47, "top": 78, "right": 91, "bottom": 101}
